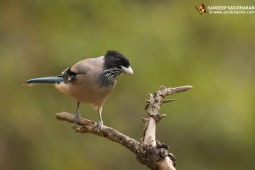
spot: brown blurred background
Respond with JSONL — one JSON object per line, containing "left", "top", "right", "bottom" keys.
{"left": 0, "top": 0, "right": 255, "bottom": 169}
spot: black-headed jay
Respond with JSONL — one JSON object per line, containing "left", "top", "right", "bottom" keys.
{"left": 23, "top": 50, "right": 133, "bottom": 131}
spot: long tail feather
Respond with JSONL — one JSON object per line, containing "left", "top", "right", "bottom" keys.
{"left": 22, "top": 77, "right": 65, "bottom": 86}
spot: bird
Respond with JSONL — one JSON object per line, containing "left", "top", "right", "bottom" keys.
{"left": 22, "top": 50, "right": 133, "bottom": 131}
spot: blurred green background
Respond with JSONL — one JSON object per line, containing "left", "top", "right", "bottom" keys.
{"left": 1, "top": 0, "right": 255, "bottom": 169}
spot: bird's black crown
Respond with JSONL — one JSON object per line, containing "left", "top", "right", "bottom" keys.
{"left": 104, "top": 50, "right": 130, "bottom": 69}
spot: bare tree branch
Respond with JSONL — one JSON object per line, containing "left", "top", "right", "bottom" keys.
{"left": 56, "top": 85, "right": 193, "bottom": 170}
{"left": 56, "top": 112, "right": 140, "bottom": 153}
{"left": 142, "top": 85, "right": 193, "bottom": 170}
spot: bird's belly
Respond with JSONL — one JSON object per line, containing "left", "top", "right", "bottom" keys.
{"left": 54, "top": 82, "right": 69, "bottom": 94}
{"left": 66, "top": 82, "right": 115, "bottom": 107}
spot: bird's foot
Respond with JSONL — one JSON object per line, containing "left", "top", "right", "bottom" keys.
{"left": 93, "top": 121, "right": 103, "bottom": 132}
{"left": 72, "top": 112, "right": 80, "bottom": 129}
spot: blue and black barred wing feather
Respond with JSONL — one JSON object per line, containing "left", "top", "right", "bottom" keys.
{"left": 21, "top": 67, "right": 77, "bottom": 86}
{"left": 22, "top": 76, "right": 65, "bottom": 86}
{"left": 23, "top": 61, "right": 89, "bottom": 86}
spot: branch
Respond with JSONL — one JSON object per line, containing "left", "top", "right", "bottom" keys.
{"left": 56, "top": 85, "right": 193, "bottom": 170}
{"left": 56, "top": 112, "right": 140, "bottom": 153}
{"left": 143, "top": 85, "right": 193, "bottom": 169}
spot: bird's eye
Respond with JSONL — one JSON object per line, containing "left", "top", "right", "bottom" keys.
{"left": 115, "top": 58, "right": 121, "bottom": 64}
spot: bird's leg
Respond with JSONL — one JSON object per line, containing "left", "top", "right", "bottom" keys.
{"left": 93, "top": 107, "right": 103, "bottom": 132}
{"left": 73, "top": 102, "right": 80, "bottom": 128}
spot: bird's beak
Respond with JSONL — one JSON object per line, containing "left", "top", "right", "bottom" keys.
{"left": 121, "top": 66, "right": 134, "bottom": 75}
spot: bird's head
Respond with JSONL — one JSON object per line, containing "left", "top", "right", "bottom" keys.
{"left": 104, "top": 50, "right": 133, "bottom": 75}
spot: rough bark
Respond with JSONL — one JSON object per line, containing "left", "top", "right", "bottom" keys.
{"left": 56, "top": 85, "right": 193, "bottom": 170}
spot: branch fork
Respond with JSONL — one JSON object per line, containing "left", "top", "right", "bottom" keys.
{"left": 56, "top": 85, "right": 193, "bottom": 170}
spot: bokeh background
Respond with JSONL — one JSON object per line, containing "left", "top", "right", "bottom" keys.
{"left": 1, "top": 0, "right": 255, "bottom": 170}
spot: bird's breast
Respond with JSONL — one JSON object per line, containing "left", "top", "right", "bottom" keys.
{"left": 64, "top": 74, "right": 116, "bottom": 107}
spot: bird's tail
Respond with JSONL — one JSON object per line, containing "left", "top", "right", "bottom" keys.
{"left": 22, "top": 76, "right": 65, "bottom": 86}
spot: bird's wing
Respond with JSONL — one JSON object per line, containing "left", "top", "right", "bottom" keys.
{"left": 60, "top": 59, "right": 91, "bottom": 82}
{"left": 60, "top": 67, "right": 76, "bottom": 81}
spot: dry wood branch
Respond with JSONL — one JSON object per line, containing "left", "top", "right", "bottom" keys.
{"left": 142, "top": 85, "right": 193, "bottom": 170}
{"left": 56, "top": 112, "right": 140, "bottom": 153}
{"left": 162, "top": 99, "right": 175, "bottom": 104}
{"left": 56, "top": 85, "right": 193, "bottom": 170}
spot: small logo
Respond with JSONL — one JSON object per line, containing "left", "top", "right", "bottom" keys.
{"left": 195, "top": 3, "right": 206, "bottom": 15}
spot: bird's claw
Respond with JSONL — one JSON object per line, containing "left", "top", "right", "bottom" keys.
{"left": 93, "top": 121, "right": 103, "bottom": 132}
{"left": 72, "top": 112, "right": 80, "bottom": 129}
